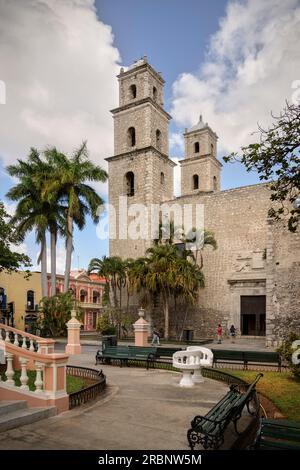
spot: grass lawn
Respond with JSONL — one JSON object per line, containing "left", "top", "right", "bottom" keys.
{"left": 224, "top": 369, "right": 300, "bottom": 422}
{"left": 1, "top": 370, "right": 86, "bottom": 394}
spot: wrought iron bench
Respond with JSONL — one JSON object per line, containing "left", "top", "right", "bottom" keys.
{"left": 212, "top": 349, "right": 281, "bottom": 371}
{"left": 254, "top": 418, "right": 300, "bottom": 450}
{"left": 95, "top": 345, "right": 157, "bottom": 368}
{"left": 187, "top": 373, "right": 263, "bottom": 450}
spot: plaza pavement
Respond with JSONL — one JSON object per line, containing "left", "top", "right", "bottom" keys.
{"left": 0, "top": 346, "right": 252, "bottom": 450}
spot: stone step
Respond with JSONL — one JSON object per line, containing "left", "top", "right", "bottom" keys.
{"left": 0, "top": 406, "right": 57, "bottom": 433}
{"left": 0, "top": 400, "right": 27, "bottom": 416}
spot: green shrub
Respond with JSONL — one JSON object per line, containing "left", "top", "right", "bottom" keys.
{"left": 277, "top": 333, "right": 300, "bottom": 377}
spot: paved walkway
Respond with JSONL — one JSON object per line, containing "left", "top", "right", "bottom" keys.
{"left": 0, "top": 348, "right": 239, "bottom": 450}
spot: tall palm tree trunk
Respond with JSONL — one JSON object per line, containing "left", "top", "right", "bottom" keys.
{"left": 50, "top": 227, "right": 57, "bottom": 296}
{"left": 40, "top": 233, "right": 48, "bottom": 297}
{"left": 64, "top": 214, "right": 73, "bottom": 292}
{"left": 163, "top": 291, "right": 169, "bottom": 340}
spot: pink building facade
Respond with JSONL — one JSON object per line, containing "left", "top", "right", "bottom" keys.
{"left": 47, "top": 270, "right": 106, "bottom": 331}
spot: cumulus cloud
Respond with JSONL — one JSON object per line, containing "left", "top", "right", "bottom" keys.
{"left": 0, "top": 0, "right": 120, "bottom": 186}
{"left": 170, "top": 0, "right": 300, "bottom": 155}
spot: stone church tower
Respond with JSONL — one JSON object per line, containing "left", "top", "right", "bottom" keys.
{"left": 106, "top": 56, "right": 175, "bottom": 259}
{"left": 180, "top": 115, "right": 221, "bottom": 195}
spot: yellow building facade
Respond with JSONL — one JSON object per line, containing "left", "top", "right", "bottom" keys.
{"left": 0, "top": 271, "right": 42, "bottom": 330}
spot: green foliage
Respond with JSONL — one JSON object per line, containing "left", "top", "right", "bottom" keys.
{"left": 0, "top": 201, "right": 31, "bottom": 274}
{"left": 277, "top": 333, "right": 300, "bottom": 377}
{"left": 96, "top": 312, "right": 116, "bottom": 335}
{"left": 36, "top": 292, "right": 82, "bottom": 337}
{"left": 223, "top": 102, "right": 300, "bottom": 232}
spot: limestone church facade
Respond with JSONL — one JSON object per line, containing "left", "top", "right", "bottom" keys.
{"left": 106, "top": 57, "right": 300, "bottom": 346}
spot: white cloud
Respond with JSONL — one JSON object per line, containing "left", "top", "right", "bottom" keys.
{"left": 0, "top": 0, "right": 120, "bottom": 186}
{"left": 169, "top": 132, "right": 184, "bottom": 153}
{"left": 171, "top": 157, "right": 181, "bottom": 197}
{"left": 171, "top": 0, "right": 300, "bottom": 155}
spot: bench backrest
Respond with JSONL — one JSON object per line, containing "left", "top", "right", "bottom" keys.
{"left": 212, "top": 349, "right": 280, "bottom": 364}
{"left": 128, "top": 346, "right": 157, "bottom": 358}
{"left": 155, "top": 347, "right": 182, "bottom": 357}
{"left": 102, "top": 346, "right": 129, "bottom": 357}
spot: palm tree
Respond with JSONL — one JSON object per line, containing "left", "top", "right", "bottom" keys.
{"left": 184, "top": 228, "right": 217, "bottom": 268}
{"left": 88, "top": 256, "right": 125, "bottom": 307}
{"left": 7, "top": 149, "right": 66, "bottom": 297}
{"left": 44, "top": 142, "right": 107, "bottom": 292}
{"left": 144, "top": 244, "right": 179, "bottom": 340}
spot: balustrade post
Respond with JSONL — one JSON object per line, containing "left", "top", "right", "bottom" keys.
{"left": 29, "top": 340, "right": 35, "bottom": 352}
{"left": 20, "top": 357, "right": 29, "bottom": 390}
{"left": 22, "top": 337, "right": 27, "bottom": 349}
{"left": 5, "top": 352, "right": 15, "bottom": 385}
{"left": 34, "top": 362, "right": 44, "bottom": 393}
{"left": 14, "top": 333, "right": 19, "bottom": 346}
{"left": 5, "top": 331, "right": 10, "bottom": 342}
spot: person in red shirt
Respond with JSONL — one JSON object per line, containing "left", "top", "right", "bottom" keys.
{"left": 217, "top": 324, "right": 222, "bottom": 344}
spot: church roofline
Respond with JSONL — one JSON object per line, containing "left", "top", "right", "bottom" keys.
{"left": 179, "top": 154, "right": 223, "bottom": 168}
{"left": 164, "top": 182, "right": 270, "bottom": 204}
{"left": 117, "top": 61, "right": 165, "bottom": 84}
{"left": 105, "top": 146, "right": 177, "bottom": 166}
{"left": 183, "top": 126, "right": 218, "bottom": 139}
{"left": 110, "top": 97, "right": 172, "bottom": 120}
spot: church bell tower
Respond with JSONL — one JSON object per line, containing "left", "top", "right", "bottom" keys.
{"left": 106, "top": 57, "right": 176, "bottom": 259}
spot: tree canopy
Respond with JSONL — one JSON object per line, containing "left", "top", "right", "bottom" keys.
{"left": 224, "top": 102, "right": 300, "bottom": 232}
{"left": 0, "top": 201, "right": 31, "bottom": 274}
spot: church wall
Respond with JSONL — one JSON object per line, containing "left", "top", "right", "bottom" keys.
{"left": 171, "top": 183, "right": 271, "bottom": 338}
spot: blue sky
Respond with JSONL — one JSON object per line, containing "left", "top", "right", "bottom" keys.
{"left": 0, "top": 0, "right": 299, "bottom": 272}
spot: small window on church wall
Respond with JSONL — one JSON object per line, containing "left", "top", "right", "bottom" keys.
{"left": 156, "top": 129, "right": 161, "bottom": 150}
{"left": 129, "top": 84, "right": 137, "bottom": 99}
{"left": 125, "top": 171, "right": 135, "bottom": 197}
{"left": 160, "top": 172, "right": 165, "bottom": 185}
{"left": 153, "top": 86, "right": 157, "bottom": 101}
{"left": 127, "top": 127, "right": 136, "bottom": 147}
{"left": 193, "top": 174, "right": 199, "bottom": 190}
{"left": 194, "top": 142, "right": 200, "bottom": 153}
{"left": 211, "top": 143, "right": 214, "bottom": 155}
{"left": 213, "top": 176, "right": 217, "bottom": 191}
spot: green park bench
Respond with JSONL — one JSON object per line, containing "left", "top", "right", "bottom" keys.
{"left": 154, "top": 347, "right": 183, "bottom": 360}
{"left": 96, "top": 345, "right": 157, "bottom": 369}
{"left": 254, "top": 418, "right": 300, "bottom": 450}
{"left": 212, "top": 349, "right": 282, "bottom": 371}
{"left": 187, "top": 373, "right": 263, "bottom": 450}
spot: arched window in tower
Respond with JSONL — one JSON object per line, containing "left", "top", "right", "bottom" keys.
{"left": 156, "top": 129, "right": 161, "bottom": 150}
{"left": 27, "top": 290, "right": 34, "bottom": 310}
{"left": 153, "top": 86, "right": 157, "bottom": 101}
{"left": 211, "top": 143, "right": 214, "bottom": 155}
{"left": 160, "top": 172, "right": 165, "bottom": 186}
{"left": 129, "top": 84, "right": 137, "bottom": 99}
{"left": 213, "top": 176, "right": 217, "bottom": 191}
{"left": 125, "top": 171, "right": 135, "bottom": 197}
{"left": 194, "top": 142, "right": 200, "bottom": 154}
{"left": 193, "top": 174, "right": 199, "bottom": 190}
{"left": 127, "top": 127, "right": 136, "bottom": 147}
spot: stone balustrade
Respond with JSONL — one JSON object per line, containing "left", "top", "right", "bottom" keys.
{"left": 0, "top": 322, "right": 69, "bottom": 413}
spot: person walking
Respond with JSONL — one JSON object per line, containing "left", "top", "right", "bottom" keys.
{"left": 229, "top": 324, "right": 236, "bottom": 343}
{"left": 151, "top": 329, "right": 160, "bottom": 346}
{"left": 217, "top": 323, "right": 222, "bottom": 344}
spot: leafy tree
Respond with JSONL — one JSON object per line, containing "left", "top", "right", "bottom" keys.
{"left": 0, "top": 202, "right": 31, "bottom": 273}
{"left": 223, "top": 102, "right": 300, "bottom": 232}
{"left": 37, "top": 292, "right": 83, "bottom": 337}
{"left": 96, "top": 311, "right": 116, "bottom": 336}
{"left": 277, "top": 333, "right": 300, "bottom": 378}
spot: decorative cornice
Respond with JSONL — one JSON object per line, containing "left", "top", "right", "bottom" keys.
{"left": 110, "top": 97, "right": 172, "bottom": 120}
{"left": 179, "top": 154, "right": 223, "bottom": 168}
{"left": 105, "top": 146, "right": 176, "bottom": 166}
{"left": 117, "top": 62, "right": 165, "bottom": 84}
